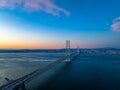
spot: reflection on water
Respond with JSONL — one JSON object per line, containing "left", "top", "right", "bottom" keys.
{"left": 39, "top": 54, "right": 120, "bottom": 90}
{"left": 0, "top": 52, "right": 65, "bottom": 85}
{"left": 26, "top": 62, "right": 70, "bottom": 90}
{"left": 1, "top": 53, "right": 120, "bottom": 90}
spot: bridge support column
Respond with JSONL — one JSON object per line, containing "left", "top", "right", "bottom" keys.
{"left": 65, "top": 40, "right": 71, "bottom": 63}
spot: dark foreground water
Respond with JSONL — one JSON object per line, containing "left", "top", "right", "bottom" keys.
{"left": 0, "top": 53, "right": 120, "bottom": 90}
{"left": 39, "top": 54, "right": 120, "bottom": 90}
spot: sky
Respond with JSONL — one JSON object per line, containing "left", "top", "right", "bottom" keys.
{"left": 0, "top": 0, "right": 120, "bottom": 49}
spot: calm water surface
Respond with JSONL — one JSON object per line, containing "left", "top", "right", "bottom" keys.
{"left": 0, "top": 53, "right": 120, "bottom": 90}
{"left": 39, "top": 54, "right": 120, "bottom": 90}
{"left": 0, "top": 52, "right": 65, "bottom": 86}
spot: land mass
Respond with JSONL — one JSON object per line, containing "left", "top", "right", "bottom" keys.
{"left": 0, "top": 48, "right": 120, "bottom": 54}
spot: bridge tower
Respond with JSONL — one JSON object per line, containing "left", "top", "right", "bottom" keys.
{"left": 65, "top": 40, "right": 71, "bottom": 63}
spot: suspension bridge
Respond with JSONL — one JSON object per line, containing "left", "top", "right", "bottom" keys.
{"left": 0, "top": 40, "right": 80, "bottom": 90}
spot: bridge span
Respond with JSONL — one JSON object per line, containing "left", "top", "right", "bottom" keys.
{"left": 0, "top": 52, "right": 79, "bottom": 90}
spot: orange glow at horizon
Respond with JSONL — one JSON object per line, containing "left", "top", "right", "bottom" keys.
{"left": 0, "top": 41, "right": 63, "bottom": 49}
{"left": 0, "top": 23, "right": 62, "bottom": 49}
{"left": 0, "top": 41, "right": 100, "bottom": 49}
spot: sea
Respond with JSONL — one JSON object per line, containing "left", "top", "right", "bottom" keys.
{"left": 0, "top": 51, "right": 120, "bottom": 90}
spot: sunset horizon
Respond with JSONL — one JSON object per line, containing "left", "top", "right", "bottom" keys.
{"left": 0, "top": 0, "right": 120, "bottom": 49}
{"left": 1, "top": 1, "right": 120, "bottom": 90}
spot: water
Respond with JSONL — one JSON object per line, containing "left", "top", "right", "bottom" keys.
{"left": 39, "top": 54, "right": 120, "bottom": 90}
{"left": 0, "top": 52, "right": 65, "bottom": 86}
{"left": 0, "top": 52, "right": 120, "bottom": 90}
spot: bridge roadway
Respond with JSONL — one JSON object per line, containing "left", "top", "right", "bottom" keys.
{"left": 0, "top": 53, "right": 79, "bottom": 90}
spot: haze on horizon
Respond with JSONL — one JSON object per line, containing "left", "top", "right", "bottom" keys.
{"left": 0, "top": 0, "right": 120, "bottom": 49}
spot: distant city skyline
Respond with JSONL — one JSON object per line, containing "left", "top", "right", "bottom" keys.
{"left": 0, "top": 0, "right": 120, "bottom": 49}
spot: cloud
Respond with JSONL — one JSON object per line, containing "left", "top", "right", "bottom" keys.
{"left": 0, "top": 0, "right": 70, "bottom": 16}
{"left": 111, "top": 17, "right": 120, "bottom": 32}
{"left": 111, "top": 22, "right": 120, "bottom": 32}
{"left": 112, "top": 16, "right": 120, "bottom": 22}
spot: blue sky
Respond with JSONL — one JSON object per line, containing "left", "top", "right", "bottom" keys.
{"left": 0, "top": 0, "right": 120, "bottom": 49}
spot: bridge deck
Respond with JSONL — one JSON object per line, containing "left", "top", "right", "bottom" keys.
{"left": 0, "top": 53, "right": 79, "bottom": 90}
